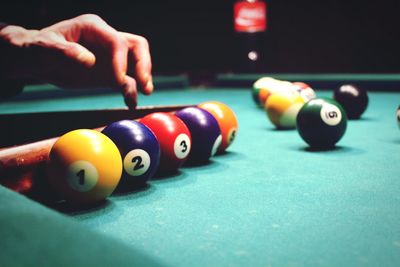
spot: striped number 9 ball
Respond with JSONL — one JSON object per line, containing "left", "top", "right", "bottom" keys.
{"left": 198, "top": 101, "right": 238, "bottom": 153}
{"left": 47, "top": 129, "right": 122, "bottom": 204}
{"left": 140, "top": 112, "right": 192, "bottom": 174}
{"left": 102, "top": 120, "right": 160, "bottom": 187}
{"left": 296, "top": 98, "right": 347, "bottom": 148}
{"left": 265, "top": 91, "right": 305, "bottom": 129}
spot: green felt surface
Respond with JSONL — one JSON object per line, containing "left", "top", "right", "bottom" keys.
{"left": 1, "top": 81, "right": 400, "bottom": 267}
{"left": 0, "top": 187, "right": 163, "bottom": 267}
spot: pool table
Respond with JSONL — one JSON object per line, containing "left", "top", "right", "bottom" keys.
{"left": 1, "top": 74, "right": 400, "bottom": 267}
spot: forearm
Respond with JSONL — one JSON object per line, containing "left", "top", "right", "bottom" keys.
{"left": 0, "top": 25, "right": 35, "bottom": 80}
{"left": 0, "top": 24, "right": 30, "bottom": 96}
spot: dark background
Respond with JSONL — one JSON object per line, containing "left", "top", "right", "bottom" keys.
{"left": 1, "top": 0, "right": 400, "bottom": 76}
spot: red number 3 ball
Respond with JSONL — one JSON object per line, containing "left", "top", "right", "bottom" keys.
{"left": 140, "top": 112, "right": 192, "bottom": 174}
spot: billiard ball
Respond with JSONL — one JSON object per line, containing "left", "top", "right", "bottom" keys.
{"left": 198, "top": 101, "right": 239, "bottom": 153}
{"left": 252, "top": 86, "right": 261, "bottom": 107}
{"left": 102, "top": 120, "right": 160, "bottom": 186}
{"left": 258, "top": 87, "right": 271, "bottom": 107}
{"left": 292, "top": 81, "right": 317, "bottom": 102}
{"left": 265, "top": 91, "right": 305, "bottom": 129}
{"left": 252, "top": 77, "right": 279, "bottom": 107}
{"left": 253, "top": 77, "right": 278, "bottom": 89}
{"left": 333, "top": 84, "right": 368, "bottom": 119}
{"left": 175, "top": 107, "right": 221, "bottom": 163}
{"left": 296, "top": 98, "right": 348, "bottom": 148}
{"left": 140, "top": 112, "right": 192, "bottom": 173}
{"left": 397, "top": 106, "right": 400, "bottom": 129}
{"left": 47, "top": 129, "right": 122, "bottom": 204}
{"left": 258, "top": 80, "right": 294, "bottom": 107}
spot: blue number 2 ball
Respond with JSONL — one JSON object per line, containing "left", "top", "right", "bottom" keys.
{"left": 102, "top": 120, "right": 160, "bottom": 187}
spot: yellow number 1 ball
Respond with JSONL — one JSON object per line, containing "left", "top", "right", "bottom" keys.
{"left": 47, "top": 129, "right": 122, "bottom": 205}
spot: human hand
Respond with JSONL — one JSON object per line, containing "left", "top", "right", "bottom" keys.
{"left": 0, "top": 14, "right": 153, "bottom": 109}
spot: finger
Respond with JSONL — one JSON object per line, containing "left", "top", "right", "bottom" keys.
{"left": 61, "top": 41, "right": 96, "bottom": 68}
{"left": 121, "top": 32, "right": 153, "bottom": 95}
{"left": 121, "top": 75, "right": 138, "bottom": 109}
{"left": 23, "top": 32, "right": 96, "bottom": 82}
{"left": 111, "top": 39, "right": 128, "bottom": 86}
{"left": 83, "top": 16, "right": 128, "bottom": 85}
{"left": 135, "top": 60, "right": 153, "bottom": 95}
{"left": 57, "top": 15, "right": 129, "bottom": 85}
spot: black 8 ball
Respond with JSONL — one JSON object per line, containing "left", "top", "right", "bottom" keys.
{"left": 333, "top": 84, "right": 368, "bottom": 119}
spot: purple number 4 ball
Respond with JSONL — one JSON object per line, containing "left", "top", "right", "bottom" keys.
{"left": 175, "top": 107, "right": 222, "bottom": 164}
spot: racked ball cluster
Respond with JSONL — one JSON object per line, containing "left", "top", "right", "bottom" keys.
{"left": 46, "top": 101, "right": 238, "bottom": 205}
{"left": 253, "top": 77, "right": 316, "bottom": 109}
{"left": 252, "top": 76, "right": 316, "bottom": 129}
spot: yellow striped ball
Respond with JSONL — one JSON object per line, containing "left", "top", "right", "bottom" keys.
{"left": 265, "top": 91, "right": 305, "bottom": 129}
